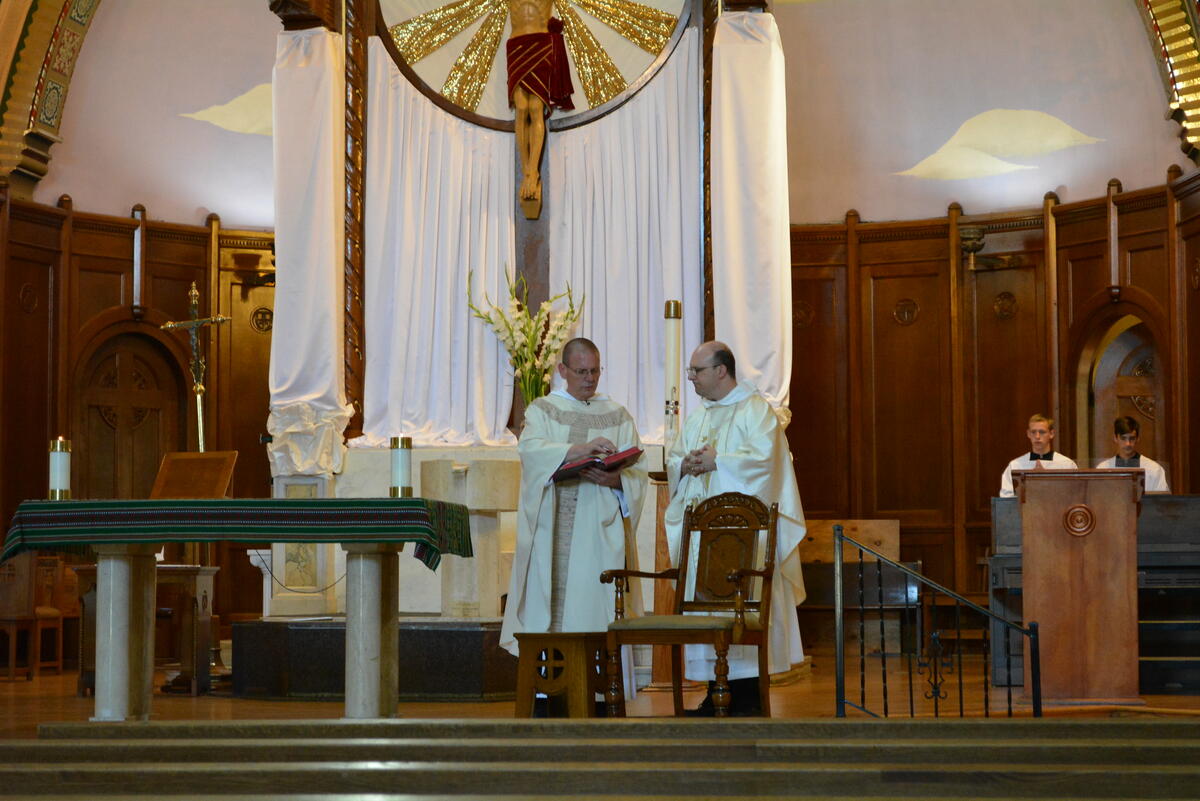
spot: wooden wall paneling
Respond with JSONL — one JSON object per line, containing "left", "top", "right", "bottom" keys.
{"left": 209, "top": 224, "right": 274, "bottom": 627}
{"left": 960, "top": 212, "right": 1047, "bottom": 594}
{"left": 67, "top": 213, "right": 136, "bottom": 345}
{"left": 214, "top": 230, "right": 274, "bottom": 499}
{"left": 857, "top": 221, "right": 953, "bottom": 587}
{"left": 1, "top": 198, "right": 62, "bottom": 530}
{"left": 962, "top": 218, "right": 1048, "bottom": 520}
{"left": 143, "top": 221, "right": 210, "bottom": 323}
{"left": 788, "top": 227, "right": 849, "bottom": 518}
{"left": 1115, "top": 188, "right": 1170, "bottom": 321}
{"left": 1174, "top": 170, "right": 1200, "bottom": 492}
{"left": 1167, "top": 166, "right": 1191, "bottom": 492}
{"left": 1053, "top": 198, "right": 1109, "bottom": 458}
{"left": 846, "top": 211, "right": 862, "bottom": 517}
{"left": 948, "top": 205, "right": 967, "bottom": 595}
{"left": 901, "top": 526, "right": 956, "bottom": 592}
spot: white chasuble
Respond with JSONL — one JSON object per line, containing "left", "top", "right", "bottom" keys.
{"left": 665, "top": 380, "right": 806, "bottom": 680}
{"left": 500, "top": 392, "right": 647, "bottom": 656}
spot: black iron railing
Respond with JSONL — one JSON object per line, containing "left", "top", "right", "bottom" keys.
{"left": 833, "top": 525, "right": 1042, "bottom": 718}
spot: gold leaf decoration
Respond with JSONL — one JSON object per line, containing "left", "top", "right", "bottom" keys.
{"left": 442, "top": 8, "right": 508, "bottom": 111}
{"left": 389, "top": 0, "right": 502, "bottom": 65}
{"left": 571, "top": 0, "right": 676, "bottom": 55}
{"left": 554, "top": 0, "right": 627, "bottom": 108}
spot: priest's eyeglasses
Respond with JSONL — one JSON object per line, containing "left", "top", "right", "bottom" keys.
{"left": 566, "top": 366, "right": 603, "bottom": 377}
{"left": 686, "top": 364, "right": 716, "bottom": 377}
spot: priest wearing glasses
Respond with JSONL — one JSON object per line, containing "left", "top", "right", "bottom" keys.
{"left": 998, "top": 413, "right": 1078, "bottom": 498}
{"left": 664, "top": 341, "right": 807, "bottom": 716}
{"left": 500, "top": 338, "right": 647, "bottom": 658}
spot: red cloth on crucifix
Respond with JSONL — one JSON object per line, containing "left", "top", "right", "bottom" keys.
{"left": 506, "top": 18, "right": 575, "bottom": 112}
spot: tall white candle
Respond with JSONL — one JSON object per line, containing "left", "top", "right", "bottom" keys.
{"left": 399, "top": 436, "right": 413, "bottom": 493}
{"left": 390, "top": 436, "right": 413, "bottom": 497}
{"left": 664, "top": 300, "right": 682, "bottom": 453}
{"left": 49, "top": 437, "right": 71, "bottom": 500}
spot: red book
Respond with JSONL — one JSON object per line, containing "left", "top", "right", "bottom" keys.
{"left": 551, "top": 446, "right": 643, "bottom": 482}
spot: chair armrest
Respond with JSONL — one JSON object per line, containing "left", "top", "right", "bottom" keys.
{"left": 726, "top": 567, "right": 770, "bottom": 583}
{"left": 600, "top": 568, "right": 678, "bottom": 585}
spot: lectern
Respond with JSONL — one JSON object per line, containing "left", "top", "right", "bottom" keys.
{"left": 1013, "top": 469, "right": 1144, "bottom": 703}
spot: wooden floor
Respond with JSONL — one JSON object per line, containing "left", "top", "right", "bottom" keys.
{"left": 4, "top": 651, "right": 1199, "bottom": 740}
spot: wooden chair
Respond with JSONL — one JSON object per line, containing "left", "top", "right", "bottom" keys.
{"left": 0, "top": 553, "right": 64, "bottom": 680}
{"left": 600, "top": 492, "right": 778, "bottom": 717}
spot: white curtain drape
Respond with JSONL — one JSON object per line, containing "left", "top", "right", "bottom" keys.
{"left": 357, "top": 37, "right": 517, "bottom": 447}
{"left": 548, "top": 28, "right": 704, "bottom": 443}
{"left": 711, "top": 13, "right": 792, "bottom": 407}
{"left": 268, "top": 29, "right": 353, "bottom": 475}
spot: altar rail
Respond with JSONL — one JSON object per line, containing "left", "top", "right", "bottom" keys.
{"left": 834, "top": 525, "right": 1043, "bottom": 718}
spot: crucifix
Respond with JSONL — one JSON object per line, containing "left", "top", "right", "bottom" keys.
{"left": 162, "top": 282, "right": 230, "bottom": 452}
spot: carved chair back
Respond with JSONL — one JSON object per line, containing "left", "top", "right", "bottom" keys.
{"left": 677, "top": 492, "right": 777, "bottom": 625}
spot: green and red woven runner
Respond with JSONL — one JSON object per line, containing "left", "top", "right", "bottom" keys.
{"left": 3, "top": 498, "right": 471, "bottom": 570}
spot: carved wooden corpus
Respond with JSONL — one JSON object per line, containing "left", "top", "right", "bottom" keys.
{"left": 269, "top": 0, "right": 339, "bottom": 31}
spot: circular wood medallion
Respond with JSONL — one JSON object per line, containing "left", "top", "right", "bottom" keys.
{"left": 1063, "top": 504, "right": 1096, "bottom": 537}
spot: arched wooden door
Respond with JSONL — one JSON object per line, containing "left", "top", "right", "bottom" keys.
{"left": 74, "top": 333, "right": 186, "bottom": 499}
{"left": 1089, "top": 320, "right": 1163, "bottom": 470}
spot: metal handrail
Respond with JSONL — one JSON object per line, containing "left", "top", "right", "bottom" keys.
{"left": 833, "top": 524, "right": 1042, "bottom": 718}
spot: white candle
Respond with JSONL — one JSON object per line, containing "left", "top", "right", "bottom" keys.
{"left": 664, "top": 300, "right": 682, "bottom": 453}
{"left": 49, "top": 437, "right": 71, "bottom": 500}
{"left": 390, "top": 436, "right": 413, "bottom": 497}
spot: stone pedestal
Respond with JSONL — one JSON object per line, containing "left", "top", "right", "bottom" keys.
{"left": 421, "top": 459, "right": 520, "bottom": 618}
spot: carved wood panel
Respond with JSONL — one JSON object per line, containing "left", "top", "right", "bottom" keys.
{"left": 74, "top": 333, "right": 185, "bottom": 500}
{"left": 2, "top": 245, "right": 56, "bottom": 529}
{"left": 1055, "top": 205, "right": 1108, "bottom": 331}
{"left": 1178, "top": 207, "right": 1200, "bottom": 493}
{"left": 859, "top": 250, "right": 952, "bottom": 526}
{"left": 966, "top": 236, "right": 1047, "bottom": 522}
{"left": 788, "top": 258, "right": 848, "bottom": 518}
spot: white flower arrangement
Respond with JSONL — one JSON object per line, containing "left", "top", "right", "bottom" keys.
{"left": 468, "top": 270, "right": 582, "bottom": 405}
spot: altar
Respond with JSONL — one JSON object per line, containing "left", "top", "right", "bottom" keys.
{"left": 2, "top": 497, "right": 470, "bottom": 720}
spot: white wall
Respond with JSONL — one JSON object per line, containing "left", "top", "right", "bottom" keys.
{"left": 33, "top": 0, "right": 278, "bottom": 228}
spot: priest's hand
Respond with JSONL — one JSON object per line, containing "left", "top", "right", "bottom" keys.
{"left": 565, "top": 437, "right": 617, "bottom": 462}
{"left": 581, "top": 465, "right": 622, "bottom": 488}
{"left": 685, "top": 445, "right": 717, "bottom": 476}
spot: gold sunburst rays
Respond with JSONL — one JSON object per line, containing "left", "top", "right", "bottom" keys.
{"left": 390, "top": 0, "right": 504, "bottom": 64}
{"left": 442, "top": 8, "right": 509, "bottom": 110}
{"left": 571, "top": 0, "right": 676, "bottom": 55}
{"left": 553, "top": 0, "right": 627, "bottom": 108}
{"left": 389, "top": 0, "right": 679, "bottom": 113}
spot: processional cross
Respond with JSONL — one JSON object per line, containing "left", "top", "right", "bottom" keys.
{"left": 161, "top": 282, "right": 230, "bottom": 452}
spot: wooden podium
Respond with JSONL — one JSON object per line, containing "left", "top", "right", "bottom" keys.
{"left": 1013, "top": 468, "right": 1144, "bottom": 704}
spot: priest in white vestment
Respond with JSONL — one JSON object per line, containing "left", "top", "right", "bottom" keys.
{"left": 998, "top": 413, "right": 1078, "bottom": 497}
{"left": 1096, "top": 415, "right": 1170, "bottom": 493}
{"left": 500, "top": 338, "right": 647, "bottom": 657}
{"left": 665, "top": 341, "right": 806, "bottom": 713}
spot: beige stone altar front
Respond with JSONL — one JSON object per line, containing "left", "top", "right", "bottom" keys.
{"left": 421, "top": 460, "right": 520, "bottom": 617}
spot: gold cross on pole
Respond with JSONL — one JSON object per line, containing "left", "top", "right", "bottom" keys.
{"left": 161, "top": 282, "right": 230, "bottom": 452}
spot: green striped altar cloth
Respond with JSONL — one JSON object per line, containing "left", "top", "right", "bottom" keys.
{"left": 2, "top": 498, "right": 471, "bottom": 570}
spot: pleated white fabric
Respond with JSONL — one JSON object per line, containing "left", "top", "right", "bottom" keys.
{"left": 711, "top": 13, "right": 793, "bottom": 407}
{"left": 268, "top": 29, "right": 354, "bottom": 475}
{"left": 358, "top": 38, "right": 518, "bottom": 447}
{"left": 547, "top": 29, "right": 704, "bottom": 443}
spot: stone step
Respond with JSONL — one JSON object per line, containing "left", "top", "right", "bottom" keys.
{"left": 35, "top": 717, "right": 1200, "bottom": 742}
{"left": 1, "top": 761, "right": 1198, "bottom": 798}
{"left": 3, "top": 737, "right": 1199, "bottom": 766}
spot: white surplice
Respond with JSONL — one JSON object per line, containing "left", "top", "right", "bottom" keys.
{"left": 1096, "top": 454, "right": 1170, "bottom": 493}
{"left": 998, "top": 451, "right": 1078, "bottom": 497}
{"left": 665, "top": 380, "right": 806, "bottom": 680}
{"left": 500, "top": 391, "right": 647, "bottom": 656}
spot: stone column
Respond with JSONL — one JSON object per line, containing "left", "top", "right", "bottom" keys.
{"left": 342, "top": 543, "right": 400, "bottom": 718}
{"left": 91, "top": 544, "right": 158, "bottom": 721}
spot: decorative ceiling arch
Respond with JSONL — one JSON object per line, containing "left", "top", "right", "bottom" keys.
{"left": 1139, "top": 0, "right": 1200, "bottom": 163}
{"left": 0, "top": 0, "right": 100, "bottom": 197}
